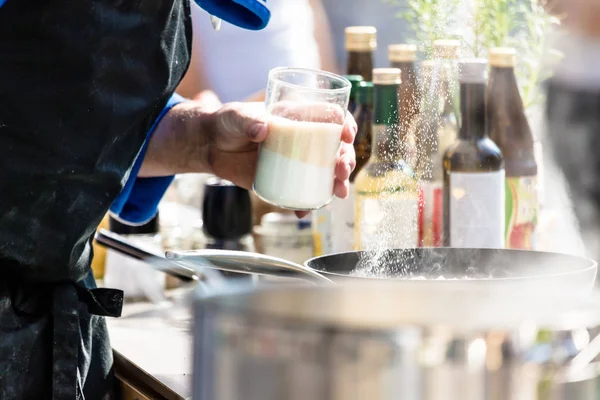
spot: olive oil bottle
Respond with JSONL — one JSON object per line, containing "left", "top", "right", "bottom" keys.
{"left": 354, "top": 68, "right": 419, "bottom": 250}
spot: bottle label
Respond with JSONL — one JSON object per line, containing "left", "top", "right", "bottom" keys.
{"left": 418, "top": 181, "right": 443, "bottom": 247}
{"left": 331, "top": 184, "right": 355, "bottom": 253}
{"left": 449, "top": 171, "right": 505, "bottom": 248}
{"left": 359, "top": 195, "right": 419, "bottom": 250}
{"left": 311, "top": 206, "right": 332, "bottom": 256}
{"left": 505, "top": 176, "right": 538, "bottom": 250}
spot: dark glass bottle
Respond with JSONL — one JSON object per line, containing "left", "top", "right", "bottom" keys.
{"left": 351, "top": 81, "right": 374, "bottom": 182}
{"left": 487, "top": 47, "right": 538, "bottom": 250}
{"left": 389, "top": 43, "right": 420, "bottom": 162}
{"left": 443, "top": 59, "right": 505, "bottom": 248}
{"left": 345, "top": 26, "right": 376, "bottom": 82}
{"left": 433, "top": 40, "right": 460, "bottom": 160}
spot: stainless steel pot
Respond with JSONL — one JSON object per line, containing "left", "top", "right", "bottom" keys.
{"left": 193, "top": 282, "right": 600, "bottom": 400}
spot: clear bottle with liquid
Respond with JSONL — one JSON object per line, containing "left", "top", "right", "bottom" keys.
{"left": 354, "top": 68, "right": 419, "bottom": 250}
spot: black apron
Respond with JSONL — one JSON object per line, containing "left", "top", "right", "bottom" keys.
{"left": 0, "top": 0, "right": 191, "bottom": 398}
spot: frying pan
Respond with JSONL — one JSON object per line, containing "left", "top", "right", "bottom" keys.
{"left": 166, "top": 247, "right": 598, "bottom": 291}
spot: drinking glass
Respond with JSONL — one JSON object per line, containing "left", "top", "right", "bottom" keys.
{"left": 253, "top": 67, "right": 351, "bottom": 210}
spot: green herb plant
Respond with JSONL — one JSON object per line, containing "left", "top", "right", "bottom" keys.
{"left": 389, "top": 0, "right": 560, "bottom": 109}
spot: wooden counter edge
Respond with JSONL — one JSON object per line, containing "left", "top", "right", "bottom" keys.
{"left": 113, "top": 350, "right": 186, "bottom": 400}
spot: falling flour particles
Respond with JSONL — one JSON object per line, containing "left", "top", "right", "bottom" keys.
{"left": 253, "top": 116, "right": 343, "bottom": 210}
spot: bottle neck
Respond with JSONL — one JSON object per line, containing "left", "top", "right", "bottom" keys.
{"left": 394, "top": 61, "right": 419, "bottom": 124}
{"left": 488, "top": 66, "right": 535, "bottom": 161}
{"left": 488, "top": 67, "right": 524, "bottom": 111}
{"left": 439, "top": 74, "right": 455, "bottom": 115}
{"left": 372, "top": 83, "right": 401, "bottom": 161}
{"left": 459, "top": 82, "right": 486, "bottom": 140}
{"left": 347, "top": 51, "right": 374, "bottom": 81}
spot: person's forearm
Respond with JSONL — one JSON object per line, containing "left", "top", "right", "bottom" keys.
{"left": 138, "top": 102, "right": 212, "bottom": 177}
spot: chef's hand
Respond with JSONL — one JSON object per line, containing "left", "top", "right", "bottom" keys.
{"left": 205, "top": 101, "right": 357, "bottom": 217}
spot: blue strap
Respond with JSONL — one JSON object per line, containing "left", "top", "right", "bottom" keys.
{"left": 0, "top": 0, "right": 7, "bottom": 8}
{"left": 194, "top": 0, "right": 270, "bottom": 31}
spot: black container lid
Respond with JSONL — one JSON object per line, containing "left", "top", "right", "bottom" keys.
{"left": 202, "top": 177, "right": 252, "bottom": 240}
{"left": 109, "top": 213, "right": 159, "bottom": 235}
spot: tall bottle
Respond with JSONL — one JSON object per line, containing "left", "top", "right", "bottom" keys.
{"left": 412, "top": 60, "right": 444, "bottom": 246}
{"left": 328, "top": 78, "right": 371, "bottom": 253}
{"left": 433, "top": 40, "right": 460, "bottom": 159}
{"left": 354, "top": 68, "right": 419, "bottom": 250}
{"left": 443, "top": 59, "right": 505, "bottom": 248}
{"left": 345, "top": 26, "right": 376, "bottom": 81}
{"left": 487, "top": 48, "right": 538, "bottom": 250}
{"left": 352, "top": 81, "right": 374, "bottom": 181}
{"left": 389, "top": 44, "right": 420, "bottom": 167}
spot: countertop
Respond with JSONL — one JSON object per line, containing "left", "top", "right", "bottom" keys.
{"left": 106, "top": 288, "right": 195, "bottom": 400}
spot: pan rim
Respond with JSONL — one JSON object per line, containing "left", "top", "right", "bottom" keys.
{"left": 304, "top": 247, "right": 598, "bottom": 281}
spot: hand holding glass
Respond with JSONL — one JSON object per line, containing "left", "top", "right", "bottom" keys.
{"left": 253, "top": 67, "right": 351, "bottom": 210}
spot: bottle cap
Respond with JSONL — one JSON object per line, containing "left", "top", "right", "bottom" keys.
{"left": 433, "top": 39, "right": 461, "bottom": 59}
{"left": 489, "top": 47, "right": 517, "bottom": 68}
{"left": 459, "top": 59, "right": 488, "bottom": 84}
{"left": 356, "top": 81, "right": 374, "bottom": 105}
{"left": 345, "top": 26, "right": 377, "bottom": 52}
{"left": 388, "top": 44, "right": 417, "bottom": 62}
{"left": 373, "top": 68, "right": 401, "bottom": 85}
{"left": 109, "top": 213, "right": 160, "bottom": 235}
{"left": 345, "top": 75, "right": 364, "bottom": 84}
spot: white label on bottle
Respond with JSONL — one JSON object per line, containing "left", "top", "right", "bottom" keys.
{"left": 331, "top": 183, "right": 355, "bottom": 253}
{"left": 359, "top": 196, "right": 419, "bottom": 250}
{"left": 449, "top": 170, "right": 505, "bottom": 248}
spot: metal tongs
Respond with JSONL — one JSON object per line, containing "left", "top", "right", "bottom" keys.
{"left": 210, "top": 15, "right": 222, "bottom": 31}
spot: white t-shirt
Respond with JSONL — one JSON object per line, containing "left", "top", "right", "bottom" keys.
{"left": 191, "top": 1, "right": 321, "bottom": 103}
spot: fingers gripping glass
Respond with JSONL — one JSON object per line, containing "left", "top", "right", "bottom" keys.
{"left": 253, "top": 67, "right": 351, "bottom": 211}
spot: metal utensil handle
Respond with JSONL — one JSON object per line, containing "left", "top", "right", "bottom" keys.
{"left": 95, "top": 229, "right": 200, "bottom": 283}
{"left": 165, "top": 249, "right": 334, "bottom": 284}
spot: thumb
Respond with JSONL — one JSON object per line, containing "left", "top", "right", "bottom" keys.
{"left": 216, "top": 102, "right": 269, "bottom": 143}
